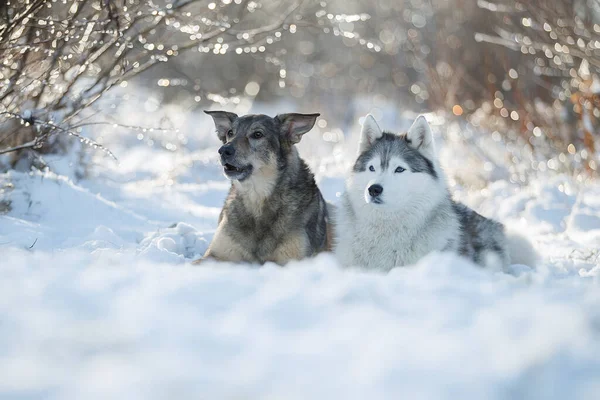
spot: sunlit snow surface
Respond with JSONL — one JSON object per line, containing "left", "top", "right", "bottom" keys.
{"left": 1, "top": 102, "right": 599, "bottom": 399}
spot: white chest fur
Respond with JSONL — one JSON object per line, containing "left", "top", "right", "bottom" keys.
{"left": 334, "top": 194, "right": 458, "bottom": 271}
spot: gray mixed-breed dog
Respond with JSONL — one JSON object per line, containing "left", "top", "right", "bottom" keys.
{"left": 195, "top": 110, "right": 537, "bottom": 271}
{"left": 200, "top": 111, "right": 329, "bottom": 265}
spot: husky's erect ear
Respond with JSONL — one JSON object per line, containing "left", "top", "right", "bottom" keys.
{"left": 358, "top": 114, "right": 383, "bottom": 153}
{"left": 276, "top": 113, "right": 320, "bottom": 144}
{"left": 204, "top": 110, "right": 238, "bottom": 143}
{"left": 406, "top": 115, "right": 435, "bottom": 159}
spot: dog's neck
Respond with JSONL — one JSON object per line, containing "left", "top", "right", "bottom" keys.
{"left": 232, "top": 147, "right": 300, "bottom": 214}
{"left": 233, "top": 165, "right": 278, "bottom": 213}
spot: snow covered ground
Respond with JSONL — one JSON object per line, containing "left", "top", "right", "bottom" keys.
{"left": 1, "top": 99, "right": 600, "bottom": 399}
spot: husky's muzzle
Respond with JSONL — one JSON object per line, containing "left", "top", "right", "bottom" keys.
{"left": 219, "top": 144, "right": 253, "bottom": 181}
{"left": 365, "top": 183, "right": 383, "bottom": 204}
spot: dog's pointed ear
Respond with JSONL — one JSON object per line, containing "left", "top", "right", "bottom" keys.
{"left": 276, "top": 113, "right": 320, "bottom": 144}
{"left": 406, "top": 115, "right": 435, "bottom": 159}
{"left": 204, "top": 110, "right": 238, "bottom": 143}
{"left": 358, "top": 114, "right": 383, "bottom": 153}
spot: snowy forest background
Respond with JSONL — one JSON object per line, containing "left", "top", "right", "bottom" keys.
{"left": 1, "top": 1, "right": 600, "bottom": 399}
{"left": 1, "top": 0, "right": 599, "bottom": 180}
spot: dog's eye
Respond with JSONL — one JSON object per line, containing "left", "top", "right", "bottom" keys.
{"left": 369, "top": 165, "right": 375, "bottom": 172}
{"left": 251, "top": 131, "right": 264, "bottom": 139}
{"left": 395, "top": 166, "right": 405, "bottom": 173}
{"left": 226, "top": 130, "right": 233, "bottom": 138}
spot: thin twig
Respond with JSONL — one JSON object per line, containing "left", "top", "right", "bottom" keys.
{"left": 0, "top": 112, "right": 117, "bottom": 160}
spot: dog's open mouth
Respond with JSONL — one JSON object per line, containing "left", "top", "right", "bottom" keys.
{"left": 224, "top": 163, "right": 243, "bottom": 173}
{"left": 222, "top": 163, "right": 253, "bottom": 180}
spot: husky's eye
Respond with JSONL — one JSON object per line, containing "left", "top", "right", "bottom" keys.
{"left": 395, "top": 166, "right": 405, "bottom": 173}
{"left": 369, "top": 165, "right": 375, "bottom": 172}
{"left": 251, "top": 131, "right": 264, "bottom": 139}
{"left": 226, "top": 130, "right": 233, "bottom": 139}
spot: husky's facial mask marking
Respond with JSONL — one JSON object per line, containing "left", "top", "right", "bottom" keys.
{"left": 205, "top": 111, "right": 319, "bottom": 182}
{"left": 351, "top": 114, "right": 438, "bottom": 208}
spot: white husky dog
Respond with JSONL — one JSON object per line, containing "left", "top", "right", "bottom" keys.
{"left": 334, "top": 114, "right": 537, "bottom": 271}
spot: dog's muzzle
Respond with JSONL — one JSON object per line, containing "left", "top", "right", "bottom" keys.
{"left": 218, "top": 144, "right": 253, "bottom": 181}
{"left": 219, "top": 144, "right": 235, "bottom": 158}
{"left": 366, "top": 184, "right": 383, "bottom": 204}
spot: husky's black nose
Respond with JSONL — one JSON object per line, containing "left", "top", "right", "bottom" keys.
{"left": 368, "top": 184, "right": 383, "bottom": 197}
{"left": 219, "top": 144, "right": 235, "bottom": 158}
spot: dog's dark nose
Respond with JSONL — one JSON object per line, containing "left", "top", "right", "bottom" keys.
{"left": 219, "top": 144, "right": 235, "bottom": 158}
{"left": 368, "top": 184, "right": 383, "bottom": 197}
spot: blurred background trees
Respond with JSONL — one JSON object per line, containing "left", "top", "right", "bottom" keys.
{"left": 1, "top": 0, "right": 599, "bottom": 180}
{"left": 0, "top": 0, "right": 351, "bottom": 164}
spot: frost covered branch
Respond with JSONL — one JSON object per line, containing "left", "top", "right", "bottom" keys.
{"left": 0, "top": 0, "right": 342, "bottom": 164}
{"left": 471, "top": 0, "right": 600, "bottom": 175}
{"left": 0, "top": 111, "right": 116, "bottom": 160}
